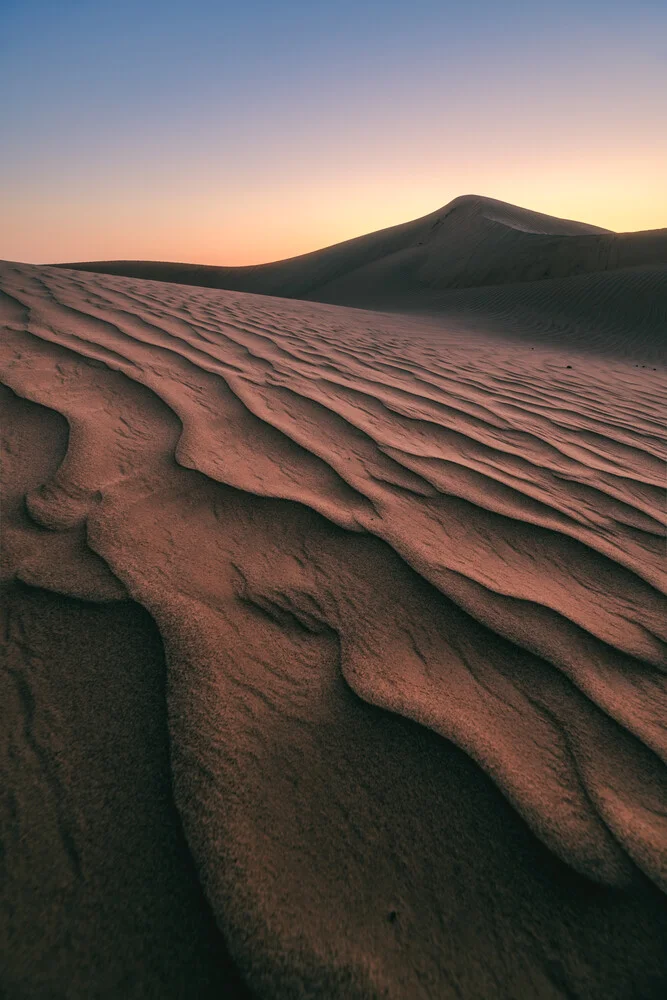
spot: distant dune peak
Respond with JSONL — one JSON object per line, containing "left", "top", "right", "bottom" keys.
{"left": 438, "top": 193, "right": 612, "bottom": 235}
{"left": 54, "top": 194, "right": 666, "bottom": 325}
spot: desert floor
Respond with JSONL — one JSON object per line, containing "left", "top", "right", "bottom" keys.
{"left": 1, "top": 240, "right": 666, "bottom": 997}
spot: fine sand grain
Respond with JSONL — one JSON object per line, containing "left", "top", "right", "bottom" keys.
{"left": 2, "top": 197, "right": 667, "bottom": 998}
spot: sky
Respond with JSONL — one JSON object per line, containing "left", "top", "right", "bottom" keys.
{"left": 2, "top": 0, "right": 666, "bottom": 265}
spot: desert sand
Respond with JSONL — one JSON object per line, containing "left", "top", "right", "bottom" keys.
{"left": 2, "top": 196, "right": 667, "bottom": 998}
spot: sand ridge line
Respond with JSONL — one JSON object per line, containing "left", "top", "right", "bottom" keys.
{"left": 2, "top": 257, "right": 667, "bottom": 998}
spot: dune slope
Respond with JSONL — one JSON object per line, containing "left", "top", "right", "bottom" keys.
{"left": 1, "top": 260, "right": 666, "bottom": 998}
{"left": 57, "top": 195, "right": 667, "bottom": 323}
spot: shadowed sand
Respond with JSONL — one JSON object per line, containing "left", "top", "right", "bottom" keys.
{"left": 57, "top": 195, "right": 667, "bottom": 366}
{"left": 2, "top": 197, "right": 667, "bottom": 998}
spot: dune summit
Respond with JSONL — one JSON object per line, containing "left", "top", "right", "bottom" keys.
{"left": 2, "top": 197, "right": 667, "bottom": 998}
{"left": 58, "top": 195, "right": 667, "bottom": 353}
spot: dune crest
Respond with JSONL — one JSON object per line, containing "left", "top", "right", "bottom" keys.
{"left": 2, "top": 259, "right": 666, "bottom": 997}
{"left": 56, "top": 195, "right": 667, "bottom": 330}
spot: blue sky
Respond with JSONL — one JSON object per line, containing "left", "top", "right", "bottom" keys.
{"left": 2, "top": 0, "right": 665, "bottom": 262}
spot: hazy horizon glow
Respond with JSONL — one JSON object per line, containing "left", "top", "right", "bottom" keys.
{"left": 3, "top": 0, "right": 666, "bottom": 265}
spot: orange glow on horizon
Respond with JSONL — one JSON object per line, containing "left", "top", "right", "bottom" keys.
{"left": 4, "top": 133, "right": 666, "bottom": 266}
{"left": 4, "top": 0, "right": 666, "bottom": 267}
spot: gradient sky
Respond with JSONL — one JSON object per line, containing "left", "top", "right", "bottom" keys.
{"left": 2, "top": 0, "right": 666, "bottom": 265}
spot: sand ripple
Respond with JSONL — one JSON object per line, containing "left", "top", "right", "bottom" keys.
{"left": 1, "top": 260, "right": 666, "bottom": 997}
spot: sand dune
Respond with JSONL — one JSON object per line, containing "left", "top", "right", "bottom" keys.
{"left": 57, "top": 195, "right": 667, "bottom": 325}
{"left": 1, "top": 251, "right": 666, "bottom": 997}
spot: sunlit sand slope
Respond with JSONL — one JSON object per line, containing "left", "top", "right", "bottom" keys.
{"left": 1, "top": 261, "right": 666, "bottom": 998}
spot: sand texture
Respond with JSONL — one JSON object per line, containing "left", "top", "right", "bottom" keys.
{"left": 2, "top": 200, "right": 667, "bottom": 998}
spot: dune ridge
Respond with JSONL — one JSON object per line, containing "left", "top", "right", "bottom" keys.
{"left": 2, "top": 255, "right": 666, "bottom": 997}
{"left": 56, "top": 195, "right": 667, "bottom": 324}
